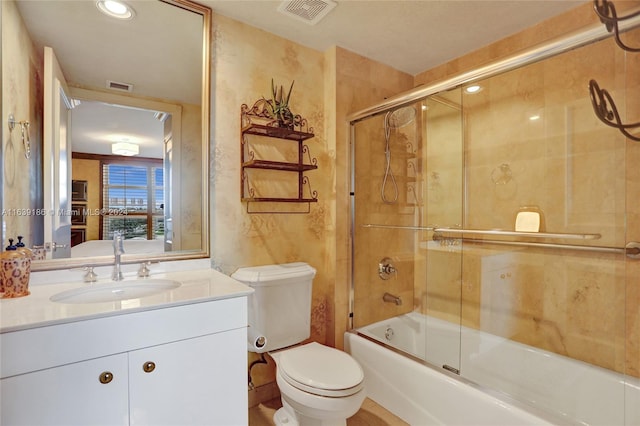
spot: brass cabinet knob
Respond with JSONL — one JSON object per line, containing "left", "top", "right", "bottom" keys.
{"left": 99, "top": 371, "right": 114, "bottom": 384}
{"left": 143, "top": 361, "right": 156, "bottom": 373}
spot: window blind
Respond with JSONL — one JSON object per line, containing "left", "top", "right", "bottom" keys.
{"left": 102, "top": 162, "right": 164, "bottom": 240}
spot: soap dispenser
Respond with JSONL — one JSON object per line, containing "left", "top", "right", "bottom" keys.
{"left": 15, "top": 236, "right": 34, "bottom": 259}
{"left": 1, "top": 238, "right": 31, "bottom": 298}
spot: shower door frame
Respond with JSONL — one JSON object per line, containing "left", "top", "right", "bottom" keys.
{"left": 347, "top": 13, "right": 640, "bottom": 126}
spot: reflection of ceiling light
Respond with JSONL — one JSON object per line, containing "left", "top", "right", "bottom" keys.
{"left": 529, "top": 114, "right": 541, "bottom": 121}
{"left": 96, "top": 0, "right": 135, "bottom": 19}
{"left": 464, "top": 85, "right": 482, "bottom": 94}
{"left": 112, "top": 142, "right": 139, "bottom": 156}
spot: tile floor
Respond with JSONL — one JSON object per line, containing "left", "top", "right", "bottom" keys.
{"left": 248, "top": 397, "right": 408, "bottom": 426}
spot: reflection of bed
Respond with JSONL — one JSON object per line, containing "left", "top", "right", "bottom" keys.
{"left": 71, "top": 239, "right": 165, "bottom": 257}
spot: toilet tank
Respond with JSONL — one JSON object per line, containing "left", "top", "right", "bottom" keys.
{"left": 231, "top": 262, "right": 316, "bottom": 353}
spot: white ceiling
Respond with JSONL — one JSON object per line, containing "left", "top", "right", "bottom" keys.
{"left": 71, "top": 101, "right": 164, "bottom": 158}
{"left": 16, "top": 0, "right": 203, "bottom": 105}
{"left": 15, "top": 0, "right": 588, "bottom": 157}
{"left": 203, "top": 0, "right": 588, "bottom": 76}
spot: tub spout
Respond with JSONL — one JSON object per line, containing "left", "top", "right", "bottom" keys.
{"left": 383, "top": 292, "right": 402, "bottom": 305}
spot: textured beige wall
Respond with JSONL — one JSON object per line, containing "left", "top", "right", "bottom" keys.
{"left": 2, "top": 0, "right": 43, "bottom": 247}
{"left": 210, "top": 14, "right": 333, "bottom": 387}
{"left": 178, "top": 103, "right": 203, "bottom": 250}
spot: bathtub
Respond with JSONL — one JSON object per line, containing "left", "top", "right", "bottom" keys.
{"left": 345, "top": 312, "right": 640, "bottom": 426}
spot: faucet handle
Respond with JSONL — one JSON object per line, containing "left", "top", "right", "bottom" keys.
{"left": 138, "top": 261, "right": 152, "bottom": 278}
{"left": 84, "top": 267, "right": 98, "bottom": 283}
{"left": 71, "top": 266, "right": 98, "bottom": 283}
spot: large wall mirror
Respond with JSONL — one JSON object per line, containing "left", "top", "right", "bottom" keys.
{"left": 2, "top": 0, "right": 210, "bottom": 270}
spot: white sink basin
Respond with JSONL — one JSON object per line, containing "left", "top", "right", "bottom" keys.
{"left": 50, "top": 279, "right": 181, "bottom": 304}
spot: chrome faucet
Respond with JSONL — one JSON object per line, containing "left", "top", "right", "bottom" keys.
{"left": 112, "top": 231, "right": 125, "bottom": 281}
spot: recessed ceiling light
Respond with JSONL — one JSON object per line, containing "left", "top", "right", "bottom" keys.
{"left": 96, "top": 0, "right": 135, "bottom": 20}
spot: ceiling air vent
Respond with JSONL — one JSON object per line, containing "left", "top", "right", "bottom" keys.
{"left": 277, "top": 0, "right": 337, "bottom": 25}
{"left": 106, "top": 80, "right": 133, "bottom": 93}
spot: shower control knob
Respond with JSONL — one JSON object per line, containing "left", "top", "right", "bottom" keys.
{"left": 378, "top": 257, "right": 397, "bottom": 280}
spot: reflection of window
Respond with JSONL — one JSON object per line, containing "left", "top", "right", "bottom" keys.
{"left": 101, "top": 160, "right": 164, "bottom": 240}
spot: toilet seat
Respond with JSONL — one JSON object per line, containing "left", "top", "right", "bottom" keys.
{"left": 277, "top": 342, "right": 364, "bottom": 397}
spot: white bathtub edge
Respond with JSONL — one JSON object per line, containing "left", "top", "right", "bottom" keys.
{"left": 345, "top": 331, "right": 573, "bottom": 426}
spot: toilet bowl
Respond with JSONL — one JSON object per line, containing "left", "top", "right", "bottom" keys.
{"left": 231, "top": 263, "right": 366, "bottom": 425}
{"left": 270, "top": 342, "right": 366, "bottom": 426}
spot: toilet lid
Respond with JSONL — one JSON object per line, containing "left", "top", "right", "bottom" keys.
{"left": 278, "top": 342, "right": 364, "bottom": 396}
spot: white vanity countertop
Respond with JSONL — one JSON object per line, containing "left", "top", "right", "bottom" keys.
{"left": 0, "top": 268, "right": 253, "bottom": 333}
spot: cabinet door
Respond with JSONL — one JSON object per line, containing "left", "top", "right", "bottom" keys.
{"left": 129, "top": 328, "right": 247, "bottom": 426}
{"left": 0, "top": 353, "right": 128, "bottom": 426}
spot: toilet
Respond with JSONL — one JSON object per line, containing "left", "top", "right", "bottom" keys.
{"left": 232, "top": 262, "right": 365, "bottom": 426}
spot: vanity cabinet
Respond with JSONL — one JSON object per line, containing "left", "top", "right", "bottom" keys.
{"left": 0, "top": 297, "right": 248, "bottom": 426}
{"left": 129, "top": 329, "right": 245, "bottom": 426}
{"left": 1, "top": 353, "right": 129, "bottom": 426}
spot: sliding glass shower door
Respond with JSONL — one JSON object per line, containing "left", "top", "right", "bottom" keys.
{"left": 351, "top": 90, "right": 465, "bottom": 371}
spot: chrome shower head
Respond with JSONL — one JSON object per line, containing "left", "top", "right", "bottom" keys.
{"left": 385, "top": 106, "right": 416, "bottom": 129}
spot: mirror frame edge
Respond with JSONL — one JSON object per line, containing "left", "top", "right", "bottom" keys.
{"left": 30, "top": 0, "right": 212, "bottom": 271}
{"left": 0, "top": 2, "right": 4, "bottom": 260}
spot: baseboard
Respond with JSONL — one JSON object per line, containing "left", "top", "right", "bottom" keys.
{"left": 248, "top": 381, "right": 281, "bottom": 408}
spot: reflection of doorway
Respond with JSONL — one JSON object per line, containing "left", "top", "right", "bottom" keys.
{"left": 43, "top": 46, "right": 73, "bottom": 259}
{"left": 163, "top": 115, "right": 175, "bottom": 252}
{"left": 68, "top": 88, "right": 182, "bottom": 252}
